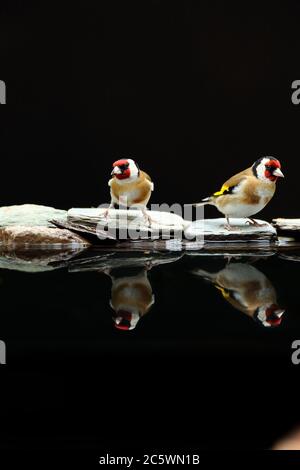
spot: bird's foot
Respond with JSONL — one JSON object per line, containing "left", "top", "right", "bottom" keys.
{"left": 102, "top": 267, "right": 112, "bottom": 276}
{"left": 145, "top": 215, "right": 153, "bottom": 227}
{"left": 98, "top": 211, "right": 109, "bottom": 229}
{"left": 246, "top": 218, "right": 268, "bottom": 227}
{"left": 142, "top": 209, "right": 154, "bottom": 227}
{"left": 100, "top": 209, "right": 109, "bottom": 220}
{"left": 224, "top": 224, "right": 238, "bottom": 231}
{"left": 145, "top": 260, "right": 153, "bottom": 271}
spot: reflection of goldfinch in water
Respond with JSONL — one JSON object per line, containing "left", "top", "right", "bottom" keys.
{"left": 107, "top": 270, "right": 155, "bottom": 331}
{"left": 104, "top": 158, "right": 154, "bottom": 224}
{"left": 193, "top": 263, "right": 285, "bottom": 327}
{"left": 194, "top": 157, "right": 284, "bottom": 229}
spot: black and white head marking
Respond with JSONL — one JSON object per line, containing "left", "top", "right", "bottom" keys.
{"left": 126, "top": 158, "right": 140, "bottom": 178}
{"left": 252, "top": 156, "right": 277, "bottom": 182}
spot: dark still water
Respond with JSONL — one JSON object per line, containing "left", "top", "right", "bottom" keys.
{"left": 1, "top": 247, "right": 300, "bottom": 450}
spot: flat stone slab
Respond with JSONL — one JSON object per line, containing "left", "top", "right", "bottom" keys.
{"left": 68, "top": 208, "right": 190, "bottom": 238}
{"left": 54, "top": 211, "right": 187, "bottom": 243}
{"left": 62, "top": 211, "right": 278, "bottom": 247}
{"left": 185, "top": 218, "right": 277, "bottom": 242}
{"left": 273, "top": 218, "right": 300, "bottom": 233}
{"left": 0, "top": 205, "right": 278, "bottom": 248}
{"left": 68, "top": 210, "right": 276, "bottom": 242}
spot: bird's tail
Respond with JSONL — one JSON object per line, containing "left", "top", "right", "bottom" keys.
{"left": 188, "top": 196, "right": 213, "bottom": 207}
{"left": 191, "top": 268, "right": 216, "bottom": 282}
{"left": 191, "top": 269, "right": 229, "bottom": 299}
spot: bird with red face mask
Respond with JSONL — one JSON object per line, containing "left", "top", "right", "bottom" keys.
{"left": 193, "top": 157, "right": 284, "bottom": 230}
{"left": 103, "top": 158, "right": 154, "bottom": 225}
{"left": 107, "top": 269, "right": 155, "bottom": 331}
{"left": 192, "top": 262, "right": 285, "bottom": 328}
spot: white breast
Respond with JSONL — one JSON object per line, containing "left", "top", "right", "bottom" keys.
{"left": 220, "top": 201, "right": 267, "bottom": 218}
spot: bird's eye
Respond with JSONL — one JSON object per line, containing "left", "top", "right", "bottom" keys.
{"left": 265, "top": 165, "right": 273, "bottom": 171}
{"left": 119, "top": 163, "right": 129, "bottom": 171}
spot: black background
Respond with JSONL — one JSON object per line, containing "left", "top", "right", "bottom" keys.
{"left": 1, "top": 0, "right": 300, "bottom": 459}
{"left": 1, "top": 0, "right": 299, "bottom": 216}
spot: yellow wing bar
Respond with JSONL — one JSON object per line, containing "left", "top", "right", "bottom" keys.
{"left": 213, "top": 184, "right": 229, "bottom": 197}
{"left": 215, "top": 285, "right": 230, "bottom": 299}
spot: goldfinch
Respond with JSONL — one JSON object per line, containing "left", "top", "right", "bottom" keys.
{"left": 193, "top": 262, "right": 285, "bottom": 327}
{"left": 195, "top": 157, "right": 284, "bottom": 229}
{"left": 103, "top": 158, "right": 154, "bottom": 224}
{"left": 107, "top": 269, "right": 155, "bottom": 331}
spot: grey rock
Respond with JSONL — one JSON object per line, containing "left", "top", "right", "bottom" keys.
{"left": 0, "top": 204, "right": 90, "bottom": 247}
{"left": 0, "top": 204, "right": 67, "bottom": 227}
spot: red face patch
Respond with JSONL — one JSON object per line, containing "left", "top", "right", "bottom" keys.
{"left": 115, "top": 170, "right": 130, "bottom": 180}
{"left": 264, "top": 159, "right": 281, "bottom": 182}
{"left": 113, "top": 159, "right": 129, "bottom": 168}
{"left": 112, "top": 159, "right": 131, "bottom": 180}
{"left": 113, "top": 310, "right": 133, "bottom": 330}
{"left": 265, "top": 305, "right": 283, "bottom": 327}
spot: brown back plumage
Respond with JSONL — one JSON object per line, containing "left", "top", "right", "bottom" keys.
{"left": 222, "top": 166, "right": 253, "bottom": 190}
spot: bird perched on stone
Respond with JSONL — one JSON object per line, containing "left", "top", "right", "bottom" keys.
{"left": 192, "top": 262, "right": 285, "bottom": 327}
{"left": 193, "top": 157, "right": 284, "bottom": 229}
{"left": 103, "top": 158, "right": 154, "bottom": 224}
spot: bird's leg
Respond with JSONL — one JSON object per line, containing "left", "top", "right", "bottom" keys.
{"left": 225, "top": 255, "right": 233, "bottom": 265}
{"left": 101, "top": 200, "right": 114, "bottom": 220}
{"left": 224, "top": 216, "right": 234, "bottom": 231}
{"left": 224, "top": 216, "right": 243, "bottom": 231}
{"left": 102, "top": 267, "right": 113, "bottom": 278}
{"left": 141, "top": 206, "right": 153, "bottom": 226}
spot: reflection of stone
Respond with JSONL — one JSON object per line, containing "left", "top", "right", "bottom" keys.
{"left": 193, "top": 262, "right": 285, "bottom": 327}
{"left": 106, "top": 269, "right": 154, "bottom": 331}
{"left": 0, "top": 248, "right": 86, "bottom": 272}
{"left": 68, "top": 249, "right": 183, "bottom": 272}
{"left": 186, "top": 250, "right": 276, "bottom": 258}
{"left": 278, "top": 253, "right": 300, "bottom": 262}
{"left": 0, "top": 204, "right": 90, "bottom": 246}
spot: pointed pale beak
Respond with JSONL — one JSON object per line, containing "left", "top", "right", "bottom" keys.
{"left": 273, "top": 168, "right": 284, "bottom": 178}
{"left": 111, "top": 166, "right": 122, "bottom": 176}
{"left": 274, "top": 309, "right": 285, "bottom": 318}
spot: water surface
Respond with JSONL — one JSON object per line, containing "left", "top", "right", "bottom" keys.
{"left": 1, "top": 247, "right": 300, "bottom": 450}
